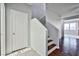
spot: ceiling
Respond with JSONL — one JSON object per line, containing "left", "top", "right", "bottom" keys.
{"left": 26, "top": 3, "right": 79, "bottom": 18}
{"left": 46, "top": 3, "right": 79, "bottom": 17}
{"left": 26, "top": 3, "right": 32, "bottom": 6}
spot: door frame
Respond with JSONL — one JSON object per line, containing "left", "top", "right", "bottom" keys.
{"left": 1, "top": 3, "right": 6, "bottom": 56}
{"left": 1, "top": 3, "right": 31, "bottom": 56}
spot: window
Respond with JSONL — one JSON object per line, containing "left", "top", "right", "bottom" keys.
{"left": 64, "top": 22, "right": 77, "bottom": 30}
{"left": 64, "top": 23, "right": 69, "bottom": 30}
{"left": 70, "top": 22, "right": 76, "bottom": 30}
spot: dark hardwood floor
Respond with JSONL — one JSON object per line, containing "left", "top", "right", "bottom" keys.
{"left": 48, "top": 36, "right": 79, "bottom": 56}
{"left": 48, "top": 49, "right": 63, "bottom": 56}
{"left": 60, "top": 36, "right": 79, "bottom": 56}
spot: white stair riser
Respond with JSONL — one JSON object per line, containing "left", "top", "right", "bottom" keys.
{"left": 48, "top": 38, "right": 51, "bottom": 40}
{"left": 48, "top": 41, "right": 54, "bottom": 46}
{"left": 48, "top": 46, "right": 57, "bottom": 55}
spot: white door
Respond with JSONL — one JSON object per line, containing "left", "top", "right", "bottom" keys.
{"left": 7, "top": 9, "right": 29, "bottom": 54}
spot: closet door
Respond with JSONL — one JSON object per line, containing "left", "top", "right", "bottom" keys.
{"left": 12, "top": 9, "right": 29, "bottom": 51}
{"left": 7, "top": 9, "right": 14, "bottom": 54}
{"left": 7, "top": 9, "right": 29, "bottom": 54}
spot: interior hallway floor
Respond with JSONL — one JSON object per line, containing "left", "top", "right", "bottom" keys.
{"left": 59, "top": 36, "right": 79, "bottom": 56}
{"left": 49, "top": 36, "right": 79, "bottom": 56}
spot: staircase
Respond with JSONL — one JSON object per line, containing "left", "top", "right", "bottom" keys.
{"left": 32, "top": 18, "right": 62, "bottom": 56}
{"left": 48, "top": 38, "right": 62, "bottom": 56}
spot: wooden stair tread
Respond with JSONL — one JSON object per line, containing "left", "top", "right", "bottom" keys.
{"left": 48, "top": 49, "right": 62, "bottom": 56}
{"left": 48, "top": 40, "right": 53, "bottom": 43}
{"left": 48, "top": 44, "right": 56, "bottom": 50}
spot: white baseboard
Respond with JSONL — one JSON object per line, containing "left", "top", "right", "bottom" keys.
{"left": 7, "top": 48, "right": 31, "bottom": 56}
{"left": 31, "top": 47, "right": 41, "bottom": 56}
{"left": 48, "top": 41, "right": 54, "bottom": 46}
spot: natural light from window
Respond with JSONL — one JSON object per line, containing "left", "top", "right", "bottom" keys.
{"left": 64, "top": 22, "right": 77, "bottom": 31}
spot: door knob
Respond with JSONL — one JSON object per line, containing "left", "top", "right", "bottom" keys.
{"left": 12, "top": 33, "right": 15, "bottom": 35}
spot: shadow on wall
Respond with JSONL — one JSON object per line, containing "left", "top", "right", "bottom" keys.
{"left": 39, "top": 16, "right": 46, "bottom": 27}
{"left": 46, "top": 22, "right": 59, "bottom": 46}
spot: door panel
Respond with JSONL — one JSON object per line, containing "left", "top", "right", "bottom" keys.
{"left": 7, "top": 9, "right": 14, "bottom": 53}
{"left": 7, "top": 9, "right": 28, "bottom": 54}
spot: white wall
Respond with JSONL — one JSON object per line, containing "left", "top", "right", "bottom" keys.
{"left": 30, "top": 18, "right": 48, "bottom": 56}
{"left": 46, "top": 22, "right": 59, "bottom": 48}
{"left": 46, "top": 8, "right": 62, "bottom": 48}
{"left": 32, "top": 3, "right": 46, "bottom": 19}
{"left": 46, "top": 9, "right": 61, "bottom": 30}
{"left": 46, "top": 8, "right": 62, "bottom": 38}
